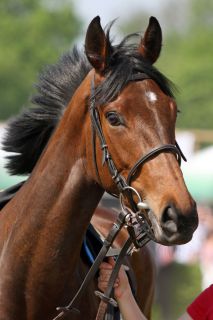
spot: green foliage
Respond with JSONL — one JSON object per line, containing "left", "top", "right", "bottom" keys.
{"left": 157, "top": 27, "right": 213, "bottom": 129}
{"left": 119, "top": 0, "right": 213, "bottom": 130}
{"left": 152, "top": 263, "right": 201, "bottom": 320}
{"left": 0, "top": 0, "right": 82, "bottom": 119}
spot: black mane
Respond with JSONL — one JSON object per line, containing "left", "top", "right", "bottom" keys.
{"left": 2, "top": 26, "right": 175, "bottom": 176}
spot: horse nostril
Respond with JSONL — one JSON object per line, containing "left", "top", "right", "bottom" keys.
{"left": 161, "top": 206, "right": 178, "bottom": 234}
{"left": 163, "top": 220, "right": 178, "bottom": 233}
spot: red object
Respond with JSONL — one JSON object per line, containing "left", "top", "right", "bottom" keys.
{"left": 187, "top": 285, "right": 213, "bottom": 319}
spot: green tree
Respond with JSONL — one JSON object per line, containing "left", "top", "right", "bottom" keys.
{"left": 0, "top": 0, "right": 82, "bottom": 119}
{"left": 157, "top": 0, "right": 213, "bottom": 129}
{"left": 119, "top": 0, "right": 213, "bottom": 129}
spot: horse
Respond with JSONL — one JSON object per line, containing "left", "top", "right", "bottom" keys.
{"left": 0, "top": 16, "right": 198, "bottom": 319}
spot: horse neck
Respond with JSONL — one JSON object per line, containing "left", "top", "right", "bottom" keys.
{"left": 1, "top": 73, "right": 104, "bottom": 275}
{"left": 32, "top": 76, "right": 104, "bottom": 248}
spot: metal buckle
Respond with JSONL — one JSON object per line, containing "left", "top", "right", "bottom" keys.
{"left": 95, "top": 291, "right": 118, "bottom": 308}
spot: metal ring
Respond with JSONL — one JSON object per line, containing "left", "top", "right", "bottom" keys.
{"left": 119, "top": 186, "right": 142, "bottom": 212}
{"left": 119, "top": 186, "right": 149, "bottom": 212}
{"left": 123, "top": 186, "right": 143, "bottom": 202}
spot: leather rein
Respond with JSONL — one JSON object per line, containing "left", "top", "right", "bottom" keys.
{"left": 53, "top": 74, "right": 186, "bottom": 320}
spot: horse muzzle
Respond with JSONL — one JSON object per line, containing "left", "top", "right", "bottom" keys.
{"left": 147, "top": 204, "right": 198, "bottom": 245}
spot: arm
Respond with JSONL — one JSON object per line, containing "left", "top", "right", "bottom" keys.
{"left": 98, "top": 257, "right": 147, "bottom": 320}
{"left": 116, "top": 287, "right": 147, "bottom": 320}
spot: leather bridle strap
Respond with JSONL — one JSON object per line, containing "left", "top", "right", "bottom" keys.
{"left": 95, "top": 237, "right": 133, "bottom": 307}
{"left": 90, "top": 78, "right": 128, "bottom": 194}
{"left": 53, "top": 210, "right": 128, "bottom": 319}
{"left": 127, "top": 143, "right": 184, "bottom": 185}
{"left": 125, "top": 142, "right": 185, "bottom": 212}
{"left": 95, "top": 237, "right": 134, "bottom": 320}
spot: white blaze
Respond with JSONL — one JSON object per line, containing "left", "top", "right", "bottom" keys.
{"left": 146, "top": 91, "right": 158, "bottom": 103}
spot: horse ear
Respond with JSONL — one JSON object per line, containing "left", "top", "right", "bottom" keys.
{"left": 139, "top": 16, "right": 162, "bottom": 64}
{"left": 85, "top": 16, "right": 111, "bottom": 73}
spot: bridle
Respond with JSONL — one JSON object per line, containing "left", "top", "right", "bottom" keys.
{"left": 90, "top": 73, "right": 186, "bottom": 210}
{"left": 53, "top": 73, "right": 186, "bottom": 320}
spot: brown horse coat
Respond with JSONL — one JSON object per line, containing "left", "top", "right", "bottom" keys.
{"left": 0, "top": 16, "right": 198, "bottom": 319}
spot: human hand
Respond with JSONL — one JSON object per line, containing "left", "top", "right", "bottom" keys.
{"left": 98, "top": 257, "right": 132, "bottom": 301}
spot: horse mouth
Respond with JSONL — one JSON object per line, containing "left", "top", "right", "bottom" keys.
{"left": 147, "top": 210, "right": 194, "bottom": 245}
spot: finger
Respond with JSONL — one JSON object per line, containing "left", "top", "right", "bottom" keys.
{"left": 114, "top": 277, "right": 120, "bottom": 287}
{"left": 108, "top": 257, "right": 116, "bottom": 267}
{"left": 114, "top": 279, "right": 120, "bottom": 286}
{"left": 99, "top": 268, "right": 112, "bottom": 276}
{"left": 98, "top": 284, "right": 108, "bottom": 291}
{"left": 99, "top": 262, "right": 113, "bottom": 270}
{"left": 99, "top": 273, "right": 111, "bottom": 282}
{"left": 117, "top": 265, "right": 129, "bottom": 282}
{"left": 98, "top": 280, "right": 109, "bottom": 287}
{"left": 123, "top": 264, "right": 130, "bottom": 271}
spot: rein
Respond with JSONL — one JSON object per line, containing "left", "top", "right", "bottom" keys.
{"left": 53, "top": 74, "right": 186, "bottom": 320}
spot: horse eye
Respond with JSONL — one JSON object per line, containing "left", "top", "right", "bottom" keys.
{"left": 106, "top": 112, "right": 121, "bottom": 126}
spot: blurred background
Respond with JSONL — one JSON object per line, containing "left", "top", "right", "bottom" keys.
{"left": 0, "top": 0, "right": 213, "bottom": 319}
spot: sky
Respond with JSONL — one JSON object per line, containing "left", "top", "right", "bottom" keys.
{"left": 73, "top": 0, "right": 189, "bottom": 44}
{"left": 73, "top": 0, "right": 162, "bottom": 26}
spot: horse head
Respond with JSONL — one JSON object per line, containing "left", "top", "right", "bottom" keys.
{"left": 84, "top": 16, "right": 198, "bottom": 245}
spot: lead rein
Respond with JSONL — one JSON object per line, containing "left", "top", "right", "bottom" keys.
{"left": 53, "top": 210, "right": 129, "bottom": 319}
{"left": 95, "top": 210, "right": 153, "bottom": 320}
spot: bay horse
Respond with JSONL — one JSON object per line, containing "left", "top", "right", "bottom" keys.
{"left": 0, "top": 16, "right": 198, "bottom": 319}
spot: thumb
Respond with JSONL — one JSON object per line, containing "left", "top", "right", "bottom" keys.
{"left": 108, "top": 256, "right": 116, "bottom": 268}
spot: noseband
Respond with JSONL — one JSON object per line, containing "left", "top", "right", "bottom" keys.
{"left": 90, "top": 74, "right": 186, "bottom": 210}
